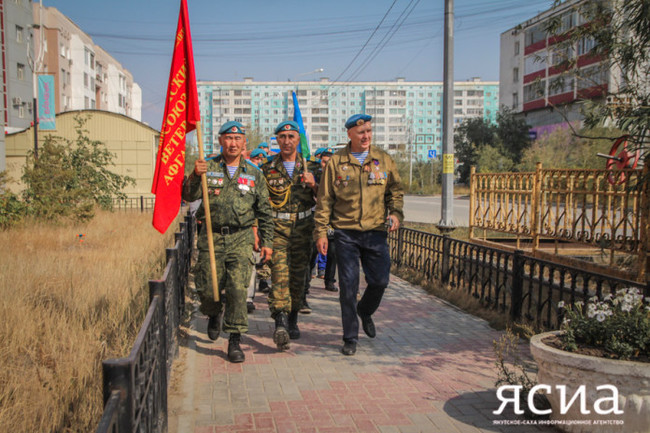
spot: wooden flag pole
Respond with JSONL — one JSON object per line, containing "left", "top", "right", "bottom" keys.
{"left": 194, "top": 121, "right": 219, "bottom": 302}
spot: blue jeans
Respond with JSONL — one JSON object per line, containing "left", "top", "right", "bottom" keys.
{"left": 334, "top": 229, "right": 391, "bottom": 343}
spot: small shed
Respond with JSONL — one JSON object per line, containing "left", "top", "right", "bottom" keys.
{"left": 5, "top": 110, "right": 160, "bottom": 197}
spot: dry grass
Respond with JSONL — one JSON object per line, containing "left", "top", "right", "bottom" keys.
{"left": 0, "top": 210, "right": 175, "bottom": 432}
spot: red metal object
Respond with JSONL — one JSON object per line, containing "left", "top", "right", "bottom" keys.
{"left": 606, "top": 135, "right": 640, "bottom": 184}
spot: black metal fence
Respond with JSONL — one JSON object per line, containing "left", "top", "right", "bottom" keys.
{"left": 389, "top": 228, "right": 649, "bottom": 329}
{"left": 96, "top": 210, "right": 194, "bottom": 433}
{"left": 112, "top": 196, "right": 156, "bottom": 212}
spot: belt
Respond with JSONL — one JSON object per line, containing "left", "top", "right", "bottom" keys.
{"left": 213, "top": 225, "right": 251, "bottom": 235}
{"left": 273, "top": 209, "right": 313, "bottom": 221}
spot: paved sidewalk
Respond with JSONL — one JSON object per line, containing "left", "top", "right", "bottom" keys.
{"left": 168, "top": 275, "right": 556, "bottom": 433}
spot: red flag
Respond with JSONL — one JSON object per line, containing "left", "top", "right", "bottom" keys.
{"left": 151, "top": 0, "right": 200, "bottom": 233}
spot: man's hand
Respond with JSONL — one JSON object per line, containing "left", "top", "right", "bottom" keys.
{"left": 260, "top": 247, "right": 273, "bottom": 263}
{"left": 388, "top": 214, "right": 400, "bottom": 232}
{"left": 316, "top": 237, "right": 328, "bottom": 255}
{"left": 302, "top": 171, "right": 316, "bottom": 189}
{"left": 194, "top": 159, "right": 207, "bottom": 176}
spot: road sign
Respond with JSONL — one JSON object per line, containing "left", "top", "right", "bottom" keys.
{"left": 428, "top": 149, "right": 437, "bottom": 159}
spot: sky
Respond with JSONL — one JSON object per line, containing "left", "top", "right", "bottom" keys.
{"left": 40, "top": 0, "right": 555, "bottom": 128}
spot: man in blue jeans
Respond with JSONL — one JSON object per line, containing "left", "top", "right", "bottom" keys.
{"left": 314, "top": 114, "right": 404, "bottom": 356}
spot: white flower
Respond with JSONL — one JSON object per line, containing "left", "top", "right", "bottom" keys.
{"left": 575, "top": 301, "right": 584, "bottom": 307}
{"left": 621, "top": 302, "right": 633, "bottom": 313}
{"left": 587, "top": 310, "right": 596, "bottom": 319}
{"left": 558, "top": 301, "right": 565, "bottom": 309}
{"left": 603, "top": 294, "right": 613, "bottom": 301}
{"left": 624, "top": 293, "right": 634, "bottom": 304}
{"left": 590, "top": 296, "right": 598, "bottom": 303}
{"left": 596, "top": 312, "right": 606, "bottom": 322}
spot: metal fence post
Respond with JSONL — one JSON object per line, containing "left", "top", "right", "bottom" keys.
{"left": 396, "top": 228, "right": 404, "bottom": 267}
{"left": 510, "top": 249, "right": 525, "bottom": 321}
{"left": 441, "top": 235, "right": 451, "bottom": 283}
{"left": 102, "top": 359, "right": 132, "bottom": 432}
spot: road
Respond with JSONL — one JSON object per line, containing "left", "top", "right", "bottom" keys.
{"left": 403, "top": 194, "right": 470, "bottom": 227}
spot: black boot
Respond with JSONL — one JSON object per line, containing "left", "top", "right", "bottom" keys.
{"left": 273, "top": 312, "right": 290, "bottom": 351}
{"left": 288, "top": 310, "right": 300, "bottom": 340}
{"left": 227, "top": 333, "right": 245, "bottom": 363}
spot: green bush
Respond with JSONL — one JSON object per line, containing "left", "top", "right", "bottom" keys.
{"left": 21, "top": 114, "right": 134, "bottom": 223}
{"left": 559, "top": 288, "right": 650, "bottom": 361}
{"left": 0, "top": 172, "right": 26, "bottom": 229}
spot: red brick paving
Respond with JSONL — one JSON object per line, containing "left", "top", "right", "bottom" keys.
{"left": 168, "top": 275, "right": 556, "bottom": 433}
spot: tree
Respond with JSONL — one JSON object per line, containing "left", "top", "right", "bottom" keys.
{"left": 519, "top": 125, "right": 615, "bottom": 171}
{"left": 21, "top": 114, "right": 134, "bottom": 222}
{"left": 496, "top": 106, "right": 532, "bottom": 163}
{"left": 547, "top": 0, "right": 650, "bottom": 165}
{"left": 454, "top": 117, "right": 497, "bottom": 183}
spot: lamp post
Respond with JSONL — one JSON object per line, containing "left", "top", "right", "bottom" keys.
{"left": 290, "top": 68, "right": 324, "bottom": 82}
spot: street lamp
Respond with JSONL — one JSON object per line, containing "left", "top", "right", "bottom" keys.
{"left": 289, "top": 68, "right": 324, "bottom": 82}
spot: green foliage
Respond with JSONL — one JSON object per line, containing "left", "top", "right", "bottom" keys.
{"left": 559, "top": 288, "right": 650, "bottom": 361}
{"left": 455, "top": 109, "right": 530, "bottom": 182}
{"left": 21, "top": 114, "right": 135, "bottom": 222}
{"left": 477, "top": 145, "right": 515, "bottom": 173}
{"left": 547, "top": 0, "right": 650, "bottom": 161}
{"left": 519, "top": 125, "right": 616, "bottom": 171}
{"left": 0, "top": 171, "right": 26, "bottom": 229}
{"left": 496, "top": 106, "right": 532, "bottom": 164}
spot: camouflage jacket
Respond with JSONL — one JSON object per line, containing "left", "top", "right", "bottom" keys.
{"left": 260, "top": 153, "right": 320, "bottom": 215}
{"left": 182, "top": 155, "right": 274, "bottom": 248}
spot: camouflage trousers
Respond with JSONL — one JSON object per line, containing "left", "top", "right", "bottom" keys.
{"left": 194, "top": 227, "right": 254, "bottom": 334}
{"left": 268, "top": 217, "right": 314, "bottom": 316}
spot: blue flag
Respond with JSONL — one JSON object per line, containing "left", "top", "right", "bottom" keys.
{"left": 292, "top": 91, "right": 310, "bottom": 158}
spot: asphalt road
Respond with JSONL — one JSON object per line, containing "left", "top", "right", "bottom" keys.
{"left": 403, "top": 194, "right": 470, "bottom": 227}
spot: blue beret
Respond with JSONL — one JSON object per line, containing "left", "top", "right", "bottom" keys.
{"left": 258, "top": 142, "right": 269, "bottom": 149}
{"left": 250, "top": 148, "right": 267, "bottom": 158}
{"left": 274, "top": 120, "right": 300, "bottom": 134}
{"left": 314, "top": 147, "right": 328, "bottom": 156}
{"left": 322, "top": 147, "right": 334, "bottom": 156}
{"left": 345, "top": 114, "right": 372, "bottom": 130}
{"left": 219, "top": 120, "right": 246, "bottom": 135}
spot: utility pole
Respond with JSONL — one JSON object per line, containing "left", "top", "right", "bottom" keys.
{"left": 28, "top": 0, "right": 45, "bottom": 159}
{"left": 438, "top": 0, "right": 455, "bottom": 232}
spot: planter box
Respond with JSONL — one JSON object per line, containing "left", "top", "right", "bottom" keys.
{"left": 530, "top": 331, "right": 650, "bottom": 433}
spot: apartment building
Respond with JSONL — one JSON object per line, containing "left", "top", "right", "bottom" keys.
{"left": 197, "top": 77, "right": 498, "bottom": 160}
{"left": 32, "top": 4, "right": 142, "bottom": 121}
{"left": 499, "top": 0, "right": 612, "bottom": 137}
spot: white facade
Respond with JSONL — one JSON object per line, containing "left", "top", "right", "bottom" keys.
{"left": 499, "top": 0, "right": 612, "bottom": 135}
{"left": 198, "top": 78, "right": 499, "bottom": 160}
{"left": 32, "top": 5, "right": 141, "bottom": 120}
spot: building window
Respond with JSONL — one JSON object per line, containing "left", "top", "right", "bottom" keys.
{"left": 512, "top": 92, "right": 519, "bottom": 108}
{"left": 513, "top": 67, "right": 519, "bottom": 83}
{"left": 17, "top": 63, "right": 25, "bottom": 80}
{"left": 84, "top": 73, "right": 88, "bottom": 88}
{"left": 16, "top": 25, "right": 23, "bottom": 43}
{"left": 514, "top": 41, "right": 520, "bottom": 55}
{"left": 85, "top": 97, "right": 89, "bottom": 109}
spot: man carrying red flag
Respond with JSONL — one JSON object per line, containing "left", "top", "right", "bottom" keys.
{"left": 184, "top": 121, "right": 273, "bottom": 363}
{"left": 151, "top": 0, "right": 200, "bottom": 234}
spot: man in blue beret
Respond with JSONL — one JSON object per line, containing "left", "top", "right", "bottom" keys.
{"left": 182, "top": 120, "right": 274, "bottom": 363}
{"left": 249, "top": 148, "right": 267, "bottom": 167}
{"left": 314, "top": 113, "right": 404, "bottom": 356}
{"left": 260, "top": 120, "right": 320, "bottom": 351}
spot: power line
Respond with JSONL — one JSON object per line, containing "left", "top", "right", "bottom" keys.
{"left": 329, "top": 0, "right": 399, "bottom": 85}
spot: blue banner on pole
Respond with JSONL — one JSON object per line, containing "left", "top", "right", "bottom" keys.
{"left": 38, "top": 75, "right": 56, "bottom": 130}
